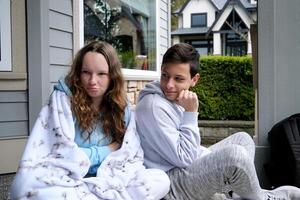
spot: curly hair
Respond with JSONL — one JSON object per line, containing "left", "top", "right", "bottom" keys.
{"left": 65, "top": 41, "right": 127, "bottom": 143}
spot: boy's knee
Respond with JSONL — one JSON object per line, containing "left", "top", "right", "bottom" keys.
{"left": 222, "top": 145, "right": 252, "bottom": 165}
{"left": 234, "top": 131, "right": 254, "bottom": 143}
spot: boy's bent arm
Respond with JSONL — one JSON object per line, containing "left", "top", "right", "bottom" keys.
{"left": 136, "top": 94, "right": 200, "bottom": 168}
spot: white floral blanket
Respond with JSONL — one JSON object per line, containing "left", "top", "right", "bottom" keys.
{"left": 10, "top": 91, "right": 169, "bottom": 200}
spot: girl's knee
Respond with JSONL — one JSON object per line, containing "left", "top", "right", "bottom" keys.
{"left": 143, "top": 169, "right": 170, "bottom": 199}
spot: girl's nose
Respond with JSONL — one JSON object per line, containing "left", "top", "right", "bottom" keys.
{"left": 89, "top": 74, "right": 97, "bottom": 84}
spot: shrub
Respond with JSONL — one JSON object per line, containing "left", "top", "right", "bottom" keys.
{"left": 191, "top": 56, "right": 254, "bottom": 120}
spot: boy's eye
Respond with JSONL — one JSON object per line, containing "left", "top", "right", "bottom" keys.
{"left": 161, "top": 73, "right": 168, "bottom": 78}
{"left": 175, "top": 77, "right": 184, "bottom": 81}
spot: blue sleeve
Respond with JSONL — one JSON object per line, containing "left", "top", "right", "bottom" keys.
{"left": 53, "top": 78, "right": 72, "bottom": 96}
{"left": 80, "top": 146, "right": 111, "bottom": 174}
{"left": 124, "top": 105, "right": 132, "bottom": 128}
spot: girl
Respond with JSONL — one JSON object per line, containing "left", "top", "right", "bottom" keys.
{"left": 11, "top": 41, "right": 170, "bottom": 200}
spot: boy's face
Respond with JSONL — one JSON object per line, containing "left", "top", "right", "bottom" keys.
{"left": 160, "top": 62, "right": 199, "bottom": 101}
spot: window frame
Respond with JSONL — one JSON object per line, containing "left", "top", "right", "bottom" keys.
{"left": 74, "top": 0, "right": 161, "bottom": 80}
{"left": 185, "top": 39, "right": 213, "bottom": 55}
{"left": 191, "top": 13, "right": 207, "bottom": 28}
{"left": 0, "top": 0, "right": 12, "bottom": 71}
{"left": 224, "top": 32, "right": 248, "bottom": 56}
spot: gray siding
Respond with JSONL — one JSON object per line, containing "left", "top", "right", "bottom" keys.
{"left": 0, "top": 0, "right": 28, "bottom": 139}
{"left": 0, "top": 91, "right": 28, "bottom": 137}
{"left": 27, "top": 0, "right": 74, "bottom": 130}
{"left": 49, "top": 0, "right": 73, "bottom": 92}
{"left": 159, "top": 0, "right": 170, "bottom": 63}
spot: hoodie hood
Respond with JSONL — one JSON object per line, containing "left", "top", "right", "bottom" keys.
{"left": 53, "top": 77, "right": 72, "bottom": 96}
{"left": 138, "top": 81, "right": 165, "bottom": 101}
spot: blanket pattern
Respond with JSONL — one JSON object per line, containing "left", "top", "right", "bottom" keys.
{"left": 11, "top": 91, "right": 168, "bottom": 200}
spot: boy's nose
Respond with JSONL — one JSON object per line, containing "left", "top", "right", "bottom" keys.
{"left": 166, "top": 79, "right": 175, "bottom": 89}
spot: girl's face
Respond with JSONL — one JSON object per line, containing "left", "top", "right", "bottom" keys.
{"left": 80, "top": 51, "right": 111, "bottom": 107}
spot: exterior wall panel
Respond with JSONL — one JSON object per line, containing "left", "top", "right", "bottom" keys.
{"left": 49, "top": 10, "right": 73, "bottom": 32}
{"left": 50, "top": 29, "right": 73, "bottom": 49}
{"left": 50, "top": 47, "right": 73, "bottom": 66}
{"left": 50, "top": 0, "right": 73, "bottom": 15}
{"left": 48, "top": 3, "right": 73, "bottom": 95}
{"left": 159, "top": 0, "right": 170, "bottom": 64}
{"left": 0, "top": 91, "right": 28, "bottom": 138}
{"left": 182, "top": 0, "right": 216, "bottom": 28}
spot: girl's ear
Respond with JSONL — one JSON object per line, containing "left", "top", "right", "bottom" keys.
{"left": 191, "top": 73, "right": 200, "bottom": 87}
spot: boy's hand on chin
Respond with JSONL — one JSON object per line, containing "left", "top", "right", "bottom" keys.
{"left": 176, "top": 90, "right": 199, "bottom": 112}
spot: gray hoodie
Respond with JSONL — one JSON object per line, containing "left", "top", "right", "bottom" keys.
{"left": 136, "top": 81, "right": 209, "bottom": 172}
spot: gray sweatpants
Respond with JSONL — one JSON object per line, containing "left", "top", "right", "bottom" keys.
{"left": 164, "top": 132, "right": 265, "bottom": 200}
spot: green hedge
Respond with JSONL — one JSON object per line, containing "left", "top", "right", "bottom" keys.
{"left": 191, "top": 56, "right": 255, "bottom": 120}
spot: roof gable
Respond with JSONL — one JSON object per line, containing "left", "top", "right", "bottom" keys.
{"left": 212, "top": 0, "right": 256, "bottom": 9}
{"left": 210, "top": 0, "right": 227, "bottom": 10}
{"left": 207, "top": 0, "right": 254, "bottom": 34}
{"left": 173, "top": 0, "right": 256, "bottom": 15}
{"left": 174, "top": 0, "right": 219, "bottom": 14}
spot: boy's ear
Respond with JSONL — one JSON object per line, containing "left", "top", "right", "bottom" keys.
{"left": 191, "top": 73, "right": 200, "bottom": 87}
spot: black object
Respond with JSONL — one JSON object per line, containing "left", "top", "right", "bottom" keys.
{"left": 264, "top": 113, "right": 300, "bottom": 188}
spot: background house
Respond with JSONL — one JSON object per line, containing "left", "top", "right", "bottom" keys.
{"left": 172, "top": 0, "right": 257, "bottom": 56}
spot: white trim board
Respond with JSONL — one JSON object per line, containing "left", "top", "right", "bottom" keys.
{"left": 0, "top": 0, "right": 12, "bottom": 71}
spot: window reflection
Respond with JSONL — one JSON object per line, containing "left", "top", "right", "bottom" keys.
{"left": 84, "top": 0, "right": 156, "bottom": 71}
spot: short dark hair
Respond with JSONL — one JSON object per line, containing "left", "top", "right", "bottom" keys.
{"left": 162, "top": 43, "right": 200, "bottom": 77}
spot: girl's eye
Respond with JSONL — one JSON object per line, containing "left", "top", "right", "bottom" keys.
{"left": 98, "top": 72, "right": 108, "bottom": 76}
{"left": 81, "top": 70, "right": 89, "bottom": 74}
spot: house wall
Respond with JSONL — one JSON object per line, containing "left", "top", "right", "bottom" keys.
{"left": 258, "top": 0, "right": 300, "bottom": 145}
{"left": 255, "top": 0, "right": 300, "bottom": 187}
{"left": 159, "top": 0, "right": 170, "bottom": 61}
{"left": 182, "top": 0, "right": 216, "bottom": 28}
{"left": 0, "top": 0, "right": 28, "bottom": 138}
{"left": 0, "top": 0, "right": 28, "bottom": 174}
{"left": 49, "top": 0, "right": 74, "bottom": 94}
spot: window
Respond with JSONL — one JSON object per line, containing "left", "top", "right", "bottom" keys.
{"left": 0, "top": 0, "right": 12, "bottom": 71}
{"left": 84, "top": 0, "right": 157, "bottom": 72}
{"left": 185, "top": 39, "right": 213, "bottom": 56}
{"left": 191, "top": 13, "right": 207, "bottom": 27}
{"left": 225, "top": 33, "right": 247, "bottom": 56}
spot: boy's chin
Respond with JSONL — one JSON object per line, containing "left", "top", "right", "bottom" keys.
{"left": 165, "top": 95, "right": 177, "bottom": 102}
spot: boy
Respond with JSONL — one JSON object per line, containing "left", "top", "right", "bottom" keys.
{"left": 135, "top": 43, "right": 300, "bottom": 200}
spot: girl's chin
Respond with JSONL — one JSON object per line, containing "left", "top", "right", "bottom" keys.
{"left": 88, "top": 92, "right": 102, "bottom": 99}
